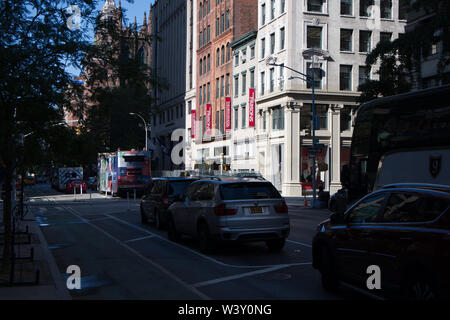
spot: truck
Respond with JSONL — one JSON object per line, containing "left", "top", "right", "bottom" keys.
{"left": 50, "top": 167, "right": 83, "bottom": 191}
{"left": 97, "top": 150, "right": 151, "bottom": 197}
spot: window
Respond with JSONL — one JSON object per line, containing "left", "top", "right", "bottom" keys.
{"left": 399, "top": 0, "right": 407, "bottom": 20}
{"left": 380, "top": 0, "right": 392, "bottom": 19}
{"left": 307, "top": 0, "right": 324, "bottom": 12}
{"left": 260, "top": 72, "right": 265, "bottom": 95}
{"left": 220, "top": 109, "right": 224, "bottom": 134}
{"left": 279, "top": 64, "right": 284, "bottom": 90}
{"left": 242, "top": 105, "right": 246, "bottom": 128}
{"left": 207, "top": 25, "right": 210, "bottom": 42}
{"left": 242, "top": 49, "right": 247, "bottom": 63}
{"left": 242, "top": 72, "right": 247, "bottom": 95}
{"left": 359, "top": 30, "right": 372, "bottom": 52}
{"left": 307, "top": 26, "right": 322, "bottom": 49}
{"left": 359, "top": 66, "right": 370, "bottom": 87}
{"left": 360, "top": 0, "right": 374, "bottom": 17}
{"left": 199, "top": 3, "right": 203, "bottom": 20}
{"left": 216, "top": 48, "right": 220, "bottom": 66}
{"left": 203, "top": 57, "right": 207, "bottom": 74}
{"left": 216, "top": 110, "right": 219, "bottom": 131}
{"left": 216, "top": 78, "right": 220, "bottom": 98}
{"left": 250, "top": 45, "right": 255, "bottom": 59}
{"left": 341, "top": 0, "right": 352, "bottom": 15}
{"left": 220, "top": 14, "right": 224, "bottom": 33}
{"left": 270, "top": 68, "right": 275, "bottom": 92}
{"left": 340, "top": 29, "right": 353, "bottom": 51}
{"left": 263, "top": 111, "right": 267, "bottom": 130}
{"left": 250, "top": 69, "right": 255, "bottom": 88}
{"left": 234, "top": 75, "right": 239, "bottom": 97}
{"left": 199, "top": 86, "right": 202, "bottom": 104}
{"left": 234, "top": 107, "right": 238, "bottom": 130}
{"left": 261, "top": 38, "right": 266, "bottom": 58}
{"left": 281, "top": 0, "right": 285, "bottom": 14}
{"left": 226, "top": 74, "right": 230, "bottom": 95}
{"left": 207, "top": 54, "right": 211, "bottom": 71}
{"left": 234, "top": 53, "right": 239, "bottom": 66}
{"left": 216, "top": 17, "right": 219, "bottom": 36}
{"left": 340, "top": 105, "right": 353, "bottom": 131}
{"left": 226, "top": 44, "right": 230, "bottom": 61}
{"left": 380, "top": 32, "right": 392, "bottom": 43}
{"left": 346, "top": 193, "right": 386, "bottom": 223}
{"left": 270, "top": 33, "right": 275, "bottom": 54}
{"left": 261, "top": 4, "right": 266, "bottom": 25}
{"left": 272, "top": 107, "right": 284, "bottom": 130}
{"left": 220, "top": 76, "right": 224, "bottom": 97}
{"left": 340, "top": 65, "right": 352, "bottom": 91}
{"left": 225, "top": 10, "right": 230, "bottom": 29}
{"left": 306, "top": 62, "right": 323, "bottom": 89}
{"left": 280, "top": 27, "right": 285, "bottom": 50}
{"left": 199, "top": 59, "right": 203, "bottom": 75}
{"left": 199, "top": 31, "right": 202, "bottom": 47}
{"left": 270, "top": 0, "right": 275, "bottom": 20}
{"left": 221, "top": 46, "right": 225, "bottom": 64}
{"left": 203, "top": 86, "right": 206, "bottom": 104}
{"left": 382, "top": 193, "right": 449, "bottom": 223}
{"left": 316, "top": 104, "right": 328, "bottom": 129}
{"left": 207, "top": 82, "right": 211, "bottom": 102}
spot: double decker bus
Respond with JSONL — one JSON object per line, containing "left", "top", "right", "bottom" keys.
{"left": 342, "top": 84, "right": 450, "bottom": 203}
{"left": 98, "top": 150, "right": 151, "bottom": 197}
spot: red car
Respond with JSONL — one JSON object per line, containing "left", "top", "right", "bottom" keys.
{"left": 66, "top": 180, "right": 87, "bottom": 194}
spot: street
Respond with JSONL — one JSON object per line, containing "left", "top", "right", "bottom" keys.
{"left": 23, "top": 184, "right": 366, "bottom": 300}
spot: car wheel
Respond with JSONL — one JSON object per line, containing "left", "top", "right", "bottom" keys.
{"left": 266, "top": 238, "right": 286, "bottom": 252}
{"left": 198, "top": 222, "right": 215, "bottom": 253}
{"left": 140, "top": 206, "right": 148, "bottom": 224}
{"left": 167, "top": 215, "right": 180, "bottom": 242}
{"left": 319, "top": 246, "right": 340, "bottom": 292}
{"left": 154, "top": 210, "right": 163, "bottom": 230}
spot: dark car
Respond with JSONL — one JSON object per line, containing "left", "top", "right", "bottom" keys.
{"left": 312, "top": 184, "right": 450, "bottom": 300}
{"left": 140, "top": 178, "right": 199, "bottom": 229}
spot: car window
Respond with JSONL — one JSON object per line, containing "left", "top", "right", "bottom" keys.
{"left": 185, "top": 182, "right": 202, "bottom": 200}
{"left": 192, "top": 183, "right": 215, "bottom": 201}
{"left": 151, "top": 181, "right": 164, "bottom": 194}
{"left": 346, "top": 193, "right": 386, "bottom": 224}
{"left": 220, "top": 182, "right": 281, "bottom": 200}
{"left": 167, "top": 180, "right": 198, "bottom": 196}
{"left": 382, "top": 193, "right": 450, "bottom": 223}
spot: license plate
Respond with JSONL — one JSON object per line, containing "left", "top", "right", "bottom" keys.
{"left": 250, "top": 206, "right": 263, "bottom": 214}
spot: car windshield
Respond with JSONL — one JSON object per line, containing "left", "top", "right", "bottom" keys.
{"left": 167, "top": 180, "right": 197, "bottom": 196}
{"left": 220, "top": 182, "right": 282, "bottom": 200}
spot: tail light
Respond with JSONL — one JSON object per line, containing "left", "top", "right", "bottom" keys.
{"left": 275, "top": 201, "right": 288, "bottom": 214}
{"left": 162, "top": 196, "right": 169, "bottom": 208}
{"left": 215, "top": 203, "right": 238, "bottom": 216}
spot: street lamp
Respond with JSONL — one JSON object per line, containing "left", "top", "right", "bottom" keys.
{"left": 129, "top": 112, "right": 149, "bottom": 151}
{"left": 266, "top": 49, "right": 330, "bottom": 208}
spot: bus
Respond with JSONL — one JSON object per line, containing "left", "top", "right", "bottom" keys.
{"left": 98, "top": 150, "right": 151, "bottom": 197}
{"left": 342, "top": 84, "right": 450, "bottom": 203}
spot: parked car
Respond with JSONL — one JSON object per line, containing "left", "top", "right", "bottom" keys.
{"left": 166, "top": 179, "right": 290, "bottom": 253}
{"left": 312, "top": 183, "right": 450, "bottom": 300}
{"left": 66, "top": 179, "right": 87, "bottom": 194}
{"left": 140, "top": 178, "right": 199, "bottom": 229}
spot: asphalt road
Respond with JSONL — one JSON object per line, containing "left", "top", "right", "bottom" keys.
{"left": 23, "top": 184, "right": 367, "bottom": 300}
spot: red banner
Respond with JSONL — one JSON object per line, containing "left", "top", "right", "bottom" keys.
{"left": 206, "top": 104, "right": 212, "bottom": 135}
{"left": 225, "top": 97, "right": 231, "bottom": 131}
{"left": 191, "top": 110, "right": 196, "bottom": 138}
{"left": 248, "top": 88, "right": 255, "bottom": 127}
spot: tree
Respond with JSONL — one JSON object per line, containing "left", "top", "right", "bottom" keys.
{"left": 0, "top": 0, "right": 102, "bottom": 268}
{"left": 358, "top": 0, "right": 449, "bottom": 103}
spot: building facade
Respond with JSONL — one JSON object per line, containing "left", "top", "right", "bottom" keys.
{"left": 251, "top": 0, "right": 406, "bottom": 196}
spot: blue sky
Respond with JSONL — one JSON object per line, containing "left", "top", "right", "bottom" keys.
{"left": 67, "top": 0, "right": 156, "bottom": 76}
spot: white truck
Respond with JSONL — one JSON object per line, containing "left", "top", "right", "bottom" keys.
{"left": 51, "top": 167, "right": 83, "bottom": 191}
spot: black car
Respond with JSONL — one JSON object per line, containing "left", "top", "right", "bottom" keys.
{"left": 312, "top": 183, "right": 450, "bottom": 300}
{"left": 140, "top": 178, "right": 199, "bottom": 229}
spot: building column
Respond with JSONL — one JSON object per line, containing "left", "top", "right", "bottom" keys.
{"left": 329, "top": 104, "right": 343, "bottom": 195}
{"left": 282, "top": 103, "right": 302, "bottom": 196}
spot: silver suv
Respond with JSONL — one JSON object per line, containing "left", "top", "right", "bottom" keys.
{"left": 167, "top": 179, "right": 290, "bottom": 252}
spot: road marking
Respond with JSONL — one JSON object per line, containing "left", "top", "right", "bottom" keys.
{"left": 105, "top": 213, "right": 312, "bottom": 270}
{"left": 192, "top": 262, "right": 312, "bottom": 288}
{"left": 286, "top": 239, "right": 312, "bottom": 248}
{"left": 340, "top": 282, "right": 385, "bottom": 300}
{"left": 63, "top": 206, "right": 210, "bottom": 300}
{"left": 124, "top": 235, "right": 156, "bottom": 243}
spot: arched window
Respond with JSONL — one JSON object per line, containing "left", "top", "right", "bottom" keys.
{"left": 203, "top": 56, "right": 207, "bottom": 74}
{"left": 199, "top": 3, "right": 203, "bottom": 20}
{"left": 138, "top": 47, "right": 145, "bottom": 65}
{"left": 226, "top": 43, "right": 230, "bottom": 61}
{"left": 207, "top": 54, "right": 211, "bottom": 71}
{"left": 216, "top": 48, "right": 220, "bottom": 66}
{"left": 221, "top": 45, "right": 225, "bottom": 65}
{"left": 200, "top": 58, "right": 203, "bottom": 75}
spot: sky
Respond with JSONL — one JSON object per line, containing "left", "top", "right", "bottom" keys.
{"left": 67, "top": 0, "right": 156, "bottom": 77}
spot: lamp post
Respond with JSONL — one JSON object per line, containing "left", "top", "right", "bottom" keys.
{"left": 266, "top": 49, "right": 329, "bottom": 208}
{"left": 129, "top": 112, "right": 149, "bottom": 151}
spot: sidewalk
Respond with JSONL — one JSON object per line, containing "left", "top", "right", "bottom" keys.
{"left": 284, "top": 196, "right": 329, "bottom": 209}
{"left": 0, "top": 205, "right": 71, "bottom": 300}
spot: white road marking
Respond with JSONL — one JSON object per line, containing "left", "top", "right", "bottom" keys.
{"left": 341, "top": 282, "right": 385, "bottom": 300}
{"left": 105, "top": 213, "right": 312, "bottom": 270}
{"left": 286, "top": 239, "right": 312, "bottom": 248}
{"left": 124, "top": 235, "right": 156, "bottom": 243}
{"left": 192, "top": 262, "right": 312, "bottom": 288}
{"left": 63, "top": 206, "right": 210, "bottom": 300}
